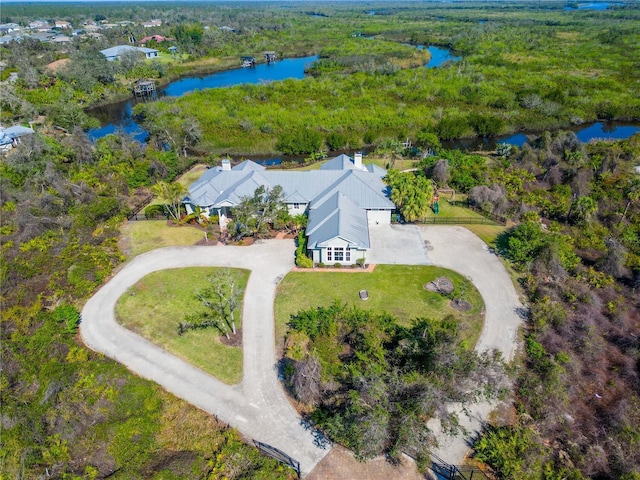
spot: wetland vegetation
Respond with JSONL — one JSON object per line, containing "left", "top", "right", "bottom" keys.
{"left": 2, "top": 1, "right": 640, "bottom": 478}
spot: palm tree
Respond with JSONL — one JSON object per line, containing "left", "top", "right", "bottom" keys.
{"left": 571, "top": 195, "right": 597, "bottom": 225}
{"left": 150, "top": 181, "right": 188, "bottom": 221}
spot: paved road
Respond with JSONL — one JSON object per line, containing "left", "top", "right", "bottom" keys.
{"left": 81, "top": 241, "right": 330, "bottom": 476}
{"left": 416, "top": 225, "right": 523, "bottom": 465}
{"left": 81, "top": 226, "right": 522, "bottom": 475}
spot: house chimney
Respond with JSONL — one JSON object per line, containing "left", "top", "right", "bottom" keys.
{"left": 354, "top": 152, "right": 363, "bottom": 170}
{"left": 221, "top": 159, "right": 231, "bottom": 171}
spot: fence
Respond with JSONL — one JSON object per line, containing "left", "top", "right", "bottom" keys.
{"left": 420, "top": 216, "right": 501, "bottom": 225}
{"left": 254, "top": 441, "right": 301, "bottom": 478}
{"left": 403, "top": 447, "right": 492, "bottom": 480}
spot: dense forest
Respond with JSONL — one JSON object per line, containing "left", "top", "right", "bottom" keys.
{"left": 1, "top": 1, "right": 639, "bottom": 479}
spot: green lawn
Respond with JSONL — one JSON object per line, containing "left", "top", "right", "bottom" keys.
{"left": 116, "top": 267, "right": 249, "bottom": 385}
{"left": 275, "top": 265, "right": 484, "bottom": 351}
{"left": 120, "top": 221, "right": 205, "bottom": 258}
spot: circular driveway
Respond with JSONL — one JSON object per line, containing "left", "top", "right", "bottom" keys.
{"left": 81, "top": 226, "right": 523, "bottom": 474}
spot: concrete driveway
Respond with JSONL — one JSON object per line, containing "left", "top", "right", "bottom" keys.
{"left": 81, "top": 226, "right": 522, "bottom": 475}
{"left": 367, "top": 224, "right": 430, "bottom": 265}
{"left": 81, "top": 241, "right": 330, "bottom": 476}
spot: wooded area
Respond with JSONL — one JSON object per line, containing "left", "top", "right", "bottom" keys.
{"left": 1, "top": 1, "right": 639, "bottom": 478}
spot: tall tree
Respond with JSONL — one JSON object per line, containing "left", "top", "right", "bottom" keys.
{"left": 230, "top": 185, "right": 288, "bottom": 239}
{"left": 178, "top": 270, "right": 245, "bottom": 339}
{"left": 150, "top": 181, "right": 187, "bottom": 221}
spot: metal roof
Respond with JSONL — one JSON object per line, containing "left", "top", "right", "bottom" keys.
{"left": 307, "top": 192, "right": 370, "bottom": 249}
{"left": 100, "top": 45, "right": 158, "bottom": 58}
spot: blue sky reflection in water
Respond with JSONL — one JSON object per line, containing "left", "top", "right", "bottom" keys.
{"left": 87, "top": 56, "right": 318, "bottom": 141}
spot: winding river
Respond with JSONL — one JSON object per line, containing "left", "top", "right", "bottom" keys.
{"left": 87, "top": 55, "right": 319, "bottom": 141}
{"left": 87, "top": 47, "right": 639, "bottom": 151}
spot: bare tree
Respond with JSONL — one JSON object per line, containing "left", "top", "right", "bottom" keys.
{"left": 178, "top": 270, "right": 244, "bottom": 338}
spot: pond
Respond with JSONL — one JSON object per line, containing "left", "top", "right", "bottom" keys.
{"left": 87, "top": 55, "right": 319, "bottom": 141}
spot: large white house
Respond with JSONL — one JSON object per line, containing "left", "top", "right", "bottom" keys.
{"left": 184, "top": 154, "right": 395, "bottom": 265}
{"left": 100, "top": 45, "right": 159, "bottom": 61}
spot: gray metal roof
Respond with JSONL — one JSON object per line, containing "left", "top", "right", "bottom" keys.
{"left": 232, "top": 160, "right": 265, "bottom": 172}
{"left": 186, "top": 155, "right": 392, "bottom": 250}
{"left": 3, "top": 125, "right": 35, "bottom": 137}
{"left": 100, "top": 45, "right": 158, "bottom": 58}
{"left": 321, "top": 154, "right": 365, "bottom": 171}
{"left": 188, "top": 168, "right": 393, "bottom": 211}
{"left": 307, "top": 192, "right": 370, "bottom": 249}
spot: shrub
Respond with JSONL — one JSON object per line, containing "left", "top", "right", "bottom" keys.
{"left": 296, "top": 253, "right": 313, "bottom": 268}
{"left": 333, "top": 263, "right": 342, "bottom": 269}
{"left": 144, "top": 204, "right": 166, "bottom": 219}
{"left": 326, "top": 132, "right": 348, "bottom": 151}
{"left": 317, "top": 262, "right": 325, "bottom": 268}
{"left": 356, "top": 257, "right": 365, "bottom": 267}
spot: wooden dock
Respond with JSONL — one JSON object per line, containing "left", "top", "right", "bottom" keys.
{"left": 133, "top": 79, "right": 156, "bottom": 97}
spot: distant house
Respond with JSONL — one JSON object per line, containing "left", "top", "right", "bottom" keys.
{"left": 142, "top": 19, "right": 162, "bottom": 28}
{"left": 139, "top": 35, "right": 175, "bottom": 45}
{"left": 28, "top": 20, "right": 50, "bottom": 31}
{"left": 55, "top": 21, "right": 71, "bottom": 29}
{"left": 0, "top": 23, "right": 20, "bottom": 34}
{"left": 100, "top": 45, "right": 159, "bottom": 61}
{"left": 184, "top": 154, "right": 394, "bottom": 265}
{"left": 51, "top": 35, "right": 72, "bottom": 44}
{"left": 0, "top": 125, "right": 35, "bottom": 152}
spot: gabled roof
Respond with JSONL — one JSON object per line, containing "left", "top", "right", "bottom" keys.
{"left": 186, "top": 157, "right": 393, "bottom": 211}
{"left": 3, "top": 125, "right": 35, "bottom": 137}
{"left": 310, "top": 170, "right": 394, "bottom": 210}
{"left": 321, "top": 154, "right": 366, "bottom": 171}
{"left": 232, "top": 160, "right": 265, "bottom": 172}
{"left": 100, "top": 45, "right": 158, "bottom": 58}
{"left": 307, "top": 192, "right": 370, "bottom": 249}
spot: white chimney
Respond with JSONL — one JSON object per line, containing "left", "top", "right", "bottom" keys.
{"left": 221, "top": 159, "right": 231, "bottom": 171}
{"left": 354, "top": 152, "right": 363, "bottom": 170}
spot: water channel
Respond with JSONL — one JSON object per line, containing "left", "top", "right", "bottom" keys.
{"left": 87, "top": 55, "right": 319, "bottom": 141}
{"left": 87, "top": 46, "right": 639, "bottom": 154}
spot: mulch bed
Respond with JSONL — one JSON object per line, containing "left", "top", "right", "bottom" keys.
{"left": 219, "top": 328, "right": 242, "bottom": 347}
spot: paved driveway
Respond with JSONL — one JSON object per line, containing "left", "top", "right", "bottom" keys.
{"left": 81, "top": 226, "right": 522, "bottom": 475}
{"left": 81, "top": 241, "right": 330, "bottom": 476}
{"left": 367, "top": 224, "right": 430, "bottom": 265}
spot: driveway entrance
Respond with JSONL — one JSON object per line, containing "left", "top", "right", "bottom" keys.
{"left": 367, "top": 224, "right": 430, "bottom": 265}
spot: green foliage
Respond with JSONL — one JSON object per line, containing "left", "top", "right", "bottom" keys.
{"left": 385, "top": 169, "right": 434, "bottom": 222}
{"left": 230, "top": 185, "right": 289, "bottom": 239}
{"left": 276, "top": 128, "right": 324, "bottom": 155}
{"left": 144, "top": 204, "right": 166, "bottom": 219}
{"left": 53, "top": 303, "right": 80, "bottom": 334}
{"left": 286, "top": 303, "right": 503, "bottom": 461}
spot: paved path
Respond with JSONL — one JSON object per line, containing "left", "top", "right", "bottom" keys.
{"left": 415, "top": 225, "right": 523, "bottom": 465}
{"left": 81, "top": 241, "right": 330, "bottom": 476}
{"left": 81, "top": 226, "right": 522, "bottom": 475}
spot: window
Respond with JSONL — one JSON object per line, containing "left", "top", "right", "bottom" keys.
{"left": 326, "top": 247, "right": 332, "bottom": 262}
{"left": 346, "top": 249, "right": 351, "bottom": 262}
{"left": 293, "top": 203, "right": 301, "bottom": 209}
{"left": 334, "top": 247, "right": 344, "bottom": 262}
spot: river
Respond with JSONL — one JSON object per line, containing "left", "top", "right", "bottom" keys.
{"left": 87, "top": 55, "right": 319, "bottom": 141}
{"left": 87, "top": 47, "right": 638, "bottom": 151}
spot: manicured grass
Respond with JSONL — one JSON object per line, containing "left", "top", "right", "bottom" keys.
{"left": 116, "top": 267, "right": 250, "bottom": 385}
{"left": 275, "top": 265, "right": 484, "bottom": 351}
{"left": 120, "top": 221, "right": 205, "bottom": 258}
{"left": 463, "top": 224, "right": 507, "bottom": 246}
